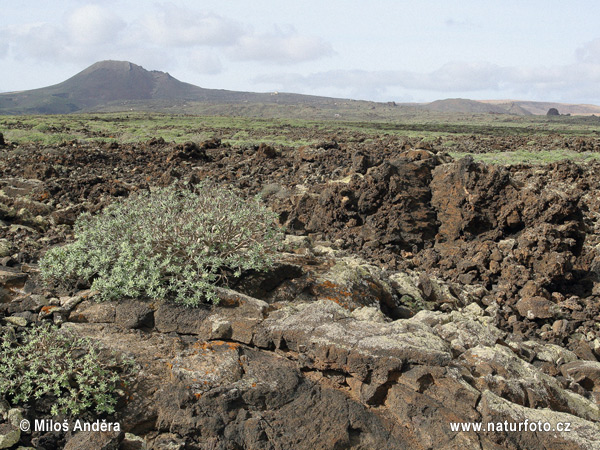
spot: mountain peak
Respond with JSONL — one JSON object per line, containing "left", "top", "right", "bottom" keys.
{"left": 80, "top": 60, "right": 148, "bottom": 74}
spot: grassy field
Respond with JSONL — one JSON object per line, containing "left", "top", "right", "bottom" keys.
{"left": 1, "top": 111, "right": 599, "bottom": 165}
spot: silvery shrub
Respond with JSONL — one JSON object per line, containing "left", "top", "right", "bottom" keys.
{"left": 40, "top": 183, "right": 284, "bottom": 306}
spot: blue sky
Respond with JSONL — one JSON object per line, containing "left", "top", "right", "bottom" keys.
{"left": 3, "top": 1, "right": 600, "bottom": 103}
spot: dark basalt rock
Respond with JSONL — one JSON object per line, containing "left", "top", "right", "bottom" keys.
{"left": 2, "top": 133, "right": 600, "bottom": 449}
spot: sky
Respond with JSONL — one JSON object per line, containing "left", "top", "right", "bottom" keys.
{"left": 3, "top": 1, "right": 600, "bottom": 104}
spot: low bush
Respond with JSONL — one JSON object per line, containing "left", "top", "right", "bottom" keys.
{"left": 0, "top": 324, "right": 134, "bottom": 416}
{"left": 39, "top": 183, "right": 284, "bottom": 306}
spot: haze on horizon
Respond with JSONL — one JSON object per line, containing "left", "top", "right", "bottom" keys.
{"left": 3, "top": 1, "right": 600, "bottom": 105}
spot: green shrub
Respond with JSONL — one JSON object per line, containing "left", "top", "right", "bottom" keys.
{"left": 0, "top": 324, "right": 134, "bottom": 416}
{"left": 40, "top": 183, "right": 284, "bottom": 306}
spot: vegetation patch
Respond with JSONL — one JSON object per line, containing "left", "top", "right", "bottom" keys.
{"left": 39, "top": 183, "right": 284, "bottom": 306}
{"left": 0, "top": 324, "right": 134, "bottom": 416}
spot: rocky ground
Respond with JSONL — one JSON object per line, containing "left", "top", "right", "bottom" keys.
{"left": 1, "top": 133, "right": 600, "bottom": 449}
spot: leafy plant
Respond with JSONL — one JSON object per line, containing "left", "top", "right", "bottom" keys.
{"left": 0, "top": 324, "right": 134, "bottom": 416}
{"left": 39, "top": 183, "right": 284, "bottom": 306}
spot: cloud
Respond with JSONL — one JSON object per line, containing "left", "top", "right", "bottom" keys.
{"left": 188, "top": 50, "right": 223, "bottom": 75}
{"left": 67, "top": 5, "right": 125, "bottom": 46}
{"left": 409, "top": 61, "right": 502, "bottom": 91}
{"left": 0, "top": 30, "right": 8, "bottom": 58}
{"left": 9, "top": 23, "right": 69, "bottom": 61}
{"left": 576, "top": 38, "right": 600, "bottom": 64}
{"left": 254, "top": 57, "right": 600, "bottom": 103}
{"left": 1, "top": 2, "right": 334, "bottom": 75}
{"left": 255, "top": 61, "right": 501, "bottom": 93}
{"left": 444, "top": 18, "right": 480, "bottom": 29}
{"left": 229, "top": 27, "right": 334, "bottom": 64}
{"left": 137, "top": 6, "right": 243, "bottom": 47}
{"left": 3, "top": 4, "right": 125, "bottom": 63}
{"left": 137, "top": 7, "right": 333, "bottom": 64}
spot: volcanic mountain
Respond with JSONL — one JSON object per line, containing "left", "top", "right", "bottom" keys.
{"left": 0, "top": 60, "right": 342, "bottom": 115}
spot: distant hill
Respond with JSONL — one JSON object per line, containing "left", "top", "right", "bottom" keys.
{"left": 480, "top": 100, "right": 600, "bottom": 116}
{"left": 0, "top": 60, "right": 349, "bottom": 115}
{"left": 419, "top": 98, "right": 600, "bottom": 116}
{"left": 421, "top": 98, "right": 533, "bottom": 115}
{"left": 1, "top": 61, "right": 600, "bottom": 117}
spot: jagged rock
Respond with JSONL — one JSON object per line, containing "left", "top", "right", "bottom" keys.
{"left": 69, "top": 300, "right": 116, "bottom": 323}
{"left": 310, "top": 256, "right": 404, "bottom": 318}
{"left": 149, "top": 434, "right": 185, "bottom": 450}
{"left": 461, "top": 344, "right": 600, "bottom": 422}
{"left": 50, "top": 206, "right": 80, "bottom": 226}
{"left": 153, "top": 303, "right": 211, "bottom": 334}
{"left": 561, "top": 360, "right": 600, "bottom": 392}
{"left": 154, "top": 290, "right": 267, "bottom": 340}
{"left": 389, "top": 271, "right": 431, "bottom": 311}
{"left": 63, "top": 430, "right": 123, "bottom": 450}
{"left": 413, "top": 304, "right": 504, "bottom": 355}
{"left": 115, "top": 300, "right": 154, "bottom": 329}
{"left": 6, "top": 130, "right": 600, "bottom": 449}
{"left": 516, "top": 296, "right": 560, "bottom": 319}
{"left": 526, "top": 340, "right": 579, "bottom": 365}
{"left": 0, "top": 269, "right": 27, "bottom": 286}
{"left": 351, "top": 306, "right": 388, "bottom": 323}
{"left": 256, "top": 143, "right": 277, "bottom": 159}
{"left": 0, "top": 410, "right": 23, "bottom": 449}
{"left": 253, "top": 300, "right": 451, "bottom": 386}
{"left": 121, "top": 433, "right": 146, "bottom": 450}
{"left": 479, "top": 390, "right": 600, "bottom": 450}
{"left": 166, "top": 141, "right": 209, "bottom": 162}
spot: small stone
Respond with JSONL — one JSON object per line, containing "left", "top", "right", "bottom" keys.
{"left": 0, "top": 423, "right": 20, "bottom": 449}
{"left": 7, "top": 409, "right": 23, "bottom": 427}
{"left": 121, "top": 433, "right": 146, "bottom": 450}
{"left": 115, "top": 300, "right": 154, "bottom": 329}
{"left": 552, "top": 319, "right": 566, "bottom": 334}
{"left": 489, "top": 248, "right": 503, "bottom": 262}
{"left": 0, "top": 240, "right": 11, "bottom": 258}
{"left": 462, "top": 302, "right": 484, "bottom": 317}
{"left": 19, "top": 295, "right": 49, "bottom": 312}
{"left": 60, "top": 295, "right": 84, "bottom": 311}
{"left": 0, "top": 269, "right": 27, "bottom": 286}
{"left": 69, "top": 300, "right": 116, "bottom": 323}
{"left": 351, "top": 306, "right": 388, "bottom": 323}
{"left": 4, "top": 316, "right": 27, "bottom": 327}
{"left": 516, "top": 296, "right": 559, "bottom": 319}
{"left": 210, "top": 319, "right": 233, "bottom": 339}
{"left": 0, "top": 399, "right": 9, "bottom": 419}
{"left": 38, "top": 305, "right": 64, "bottom": 319}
